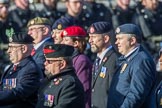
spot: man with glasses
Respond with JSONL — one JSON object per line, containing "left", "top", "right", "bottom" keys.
{"left": 27, "top": 17, "right": 53, "bottom": 74}
{"left": 0, "top": 33, "right": 43, "bottom": 108}
{"left": 36, "top": 44, "right": 85, "bottom": 108}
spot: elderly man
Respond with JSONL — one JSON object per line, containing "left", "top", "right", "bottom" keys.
{"left": 36, "top": 44, "right": 85, "bottom": 108}
{"left": 0, "top": 33, "right": 43, "bottom": 108}
{"left": 107, "top": 24, "right": 156, "bottom": 108}
{"left": 27, "top": 17, "right": 53, "bottom": 73}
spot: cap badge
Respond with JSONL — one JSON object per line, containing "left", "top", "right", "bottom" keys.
{"left": 63, "top": 30, "right": 68, "bottom": 36}
{"left": 6, "top": 28, "right": 14, "bottom": 42}
{"left": 90, "top": 26, "right": 95, "bottom": 33}
{"left": 30, "top": 20, "right": 35, "bottom": 25}
{"left": 57, "top": 24, "right": 62, "bottom": 30}
{"left": 116, "top": 27, "right": 120, "bottom": 34}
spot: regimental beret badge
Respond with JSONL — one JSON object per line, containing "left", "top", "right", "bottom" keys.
{"left": 57, "top": 24, "right": 62, "bottom": 30}
{"left": 90, "top": 26, "right": 95, "bottom": 34}
{"left": 63, "top": 30, "right": 68, "bottom": 36}
{"left": 116, "top": 27, "right": 120, "bottom": 34}
{"left": 30, "top": 20, "right": 35, "bottom": 25}
{"left": 6, "top": 28, "right": 14, "bottom": 42}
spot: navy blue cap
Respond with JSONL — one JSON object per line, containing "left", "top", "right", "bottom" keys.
{"left": 87, "top": 21, "right": 112, "bottom": 34}
{"left": 52, "top": 17, "right": 74, "bottom": 30}
{"left": 43, "top": 44, "right": 74, "bottom": 58}
{"left": 115, "top": 24, "right": 142, "bottom": 38}
{"left": 9, "top": 33, "right": 34, "bottom": 44}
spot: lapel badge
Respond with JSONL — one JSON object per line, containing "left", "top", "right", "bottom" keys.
{"left": 120, "top": 63, "right": 128, "bottom": 73}
{"left": 53, "top": 78, "right": 59, "bottom": 85}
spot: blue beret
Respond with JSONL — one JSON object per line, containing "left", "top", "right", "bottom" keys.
{"left": 52, "top": 17, "right": 74, "bottom": 30}
{"left": 43, "top": 44, "right": 74, "bottom": 58}
{"left": 9, "top": 33, "right": 34, "bottom": 44}
{"left": 87, "top": 21, "right": 112, "bottom": 34}
{"left": 115, "top": 24, "right": 142, "bottom": 38}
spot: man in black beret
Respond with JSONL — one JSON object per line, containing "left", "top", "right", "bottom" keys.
{"left": 87, "top": 21, "right": 120, "bottom": 108}
{"left": 36, "top": 44, "right": 85, "bottom": 108}
{"left": 0, "top": 33, "right": 44, "bottom": 108}
{"left": 107, "top": 23, "right": 156, "bottom": 108}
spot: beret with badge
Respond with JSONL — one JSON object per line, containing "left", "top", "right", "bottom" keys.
{"left": 61, "top": 26, "right": 87, "bottom": 37}
{"left": 115, "top": 23, "right": 142, "bottom": 38}
{"left": 27, "top": 17, "right": 51, "bottom": 27}
{"left": 52, "top": 17, "right": 74, "bottom": 30}
{"left": 43, "top": 44, "right": 74, "bottom": 58}
{"left": 87, "top": 21, "right": 112, "bottom": 34}
{"left": 8, "top": 33, "right": 34, "bottom": 44}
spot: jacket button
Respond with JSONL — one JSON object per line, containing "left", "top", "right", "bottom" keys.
{"left": 92, "top": 89, "right": 94, "bottom": 92}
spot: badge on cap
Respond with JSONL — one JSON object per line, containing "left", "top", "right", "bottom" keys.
{"left": 63, "top": 30, "right": 68, "bottom": 36}
{"left": 30, "top": 20, "right": 35, "bottom": 25}
{"left": 57, "top": 24, "right": 62, "bottom": 30}
{"left": 90, "top": 26, "right": 95, "bottom": 34}
{"left": 116, "top": 27, "right": 120, "bottom": 34}
{"left": 6, "top": 28, "right": 14, "bottom": 42}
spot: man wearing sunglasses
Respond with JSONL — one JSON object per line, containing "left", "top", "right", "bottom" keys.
{"left": 36, "top": 44, "right": 85, "bottom": 108}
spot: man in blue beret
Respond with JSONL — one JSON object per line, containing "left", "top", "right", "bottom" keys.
{"left": 107, "top": 23, "right": 156, "bottom": 108}
{"left": 87, "top": 21, "right": 119, "bottom": 108}
{"left": 51, "top": 17, "right": 74, "bottom": 44}
{"left": 0, "top": 33, "right": 44, "bottom": 108}
{"left": 36, "top": 44, "right": 85, "bottom": 108}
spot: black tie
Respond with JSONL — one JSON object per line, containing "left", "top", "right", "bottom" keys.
{"left": 94, "top": 57, "right": 100, "bottom": 77}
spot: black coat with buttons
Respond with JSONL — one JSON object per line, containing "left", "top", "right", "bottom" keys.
{"left": 36, "top": 67, "right": 85, "bottom": 108}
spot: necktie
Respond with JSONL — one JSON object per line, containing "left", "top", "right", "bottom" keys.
{"left": 94, "top": 56, "right": 100, "bottom": 77}
{"left": 13, "top": 65, "right": 17, "bottom": 71}
{"left": 31, "top": 48, "right": 36, "bottom": 56}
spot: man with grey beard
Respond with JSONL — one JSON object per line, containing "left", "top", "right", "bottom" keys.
{"left": 87, "top": 21, "right": 119, "bottom": 108}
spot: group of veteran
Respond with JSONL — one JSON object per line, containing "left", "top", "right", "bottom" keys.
{"left": 0, "top": 14, "right": 160, "bottom": 108}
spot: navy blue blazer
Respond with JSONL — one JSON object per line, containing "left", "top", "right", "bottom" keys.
{"left": 107, "top": 45, "right": 156, "bottom": 108}
{"left": 0, "top": 56, "right": 43, "bottom": 108}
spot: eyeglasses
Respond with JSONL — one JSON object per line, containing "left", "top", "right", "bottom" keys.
{"left": 28, "top": 27, "right": 44, "bottom": 31}
{"left": 8, "top": 45, "right": 22, "bottom": 51}
{"left": 46, "top": 59, "right": 62, "bottom": 64}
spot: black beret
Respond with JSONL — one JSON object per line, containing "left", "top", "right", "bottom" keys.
{"left": 43, "top": 44, "right": 74, "bottom": 58}
{"left": 87, "top": 21, "right": 112, "bottom": 34}
{"left": 9, "top": 33, "right": 34, "bottom": 44}
{"left": 52, "top": 17, "right": 74, "bottom": 30}
{"left": 115, "top": 23, "right": 142, "bottom": 38}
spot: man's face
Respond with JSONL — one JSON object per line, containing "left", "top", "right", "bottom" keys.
{"left": 66, "top": 0, "right": 83, "bottom": 16}
{"left": 88, "top": 34, "right": 105, "bottom": 53}
{"left": 51, "top": 29, "right": 63, "bottom": 44}
{"left": 7, "top": 43, "right": 24, "bottom": 64}
{"left": 44, "top": 58, "right": 63, "bottom": 75}
{"left": 159, "top": 53, "right": 162, "bottom": 71}
{"left": 28, "top": 25, "right": 45, "bottom": 44}
{"left": 142, "top": 0, "right": 158, "bottom": 10}
{"left": 0, "top": 3, "right": 8, "bottom": 20}
{"left": 115, "top": 34, "right": 134, "bottom": 55}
